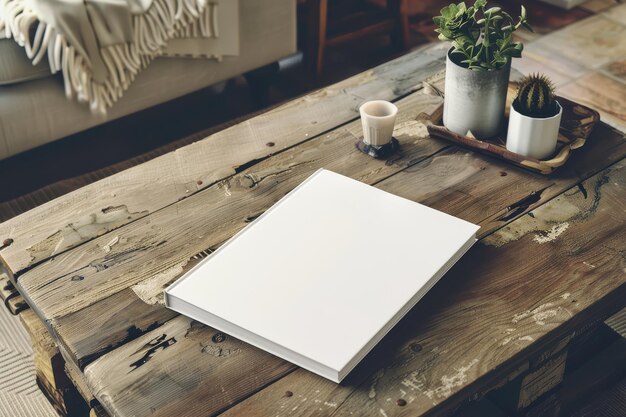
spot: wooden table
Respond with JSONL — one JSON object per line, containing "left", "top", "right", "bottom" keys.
{"left": 1, "top": 37, "right": 626, "bottom": 416}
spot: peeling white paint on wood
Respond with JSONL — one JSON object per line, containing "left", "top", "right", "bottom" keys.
{"left": 485, "top": 197, "right": 581, "bottom": 247}
{"left": 512, "top": 302, "right": 573, "bottom": 326}
{"left": 533, "top": 222, "right": 570, "bottom": 244}
{"left": 401, "top": 359, "right": 480, "bottom": 402}
{"left": 131, "top": 260, "right": 188, "bottom": 305}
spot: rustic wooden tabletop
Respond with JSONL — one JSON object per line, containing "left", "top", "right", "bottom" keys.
{"left": 1, "top": 8, "right": 625, "bottom": 415}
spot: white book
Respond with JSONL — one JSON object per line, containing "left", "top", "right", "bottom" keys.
{"left": 165, "top": 169, "right": 479, "bottom": 382}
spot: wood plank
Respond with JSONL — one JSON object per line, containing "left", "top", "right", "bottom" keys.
{"left": 19, "top": 309, "right": 89, "bottom": 417}
{"left": 559, "top": 340, "right": 626, "bottom": 414}
{"left": 20, "top": 101, "right": 624, "bottom": 332}
{"left": 85, "top": 315, "right": 295, "bottom": 417}
{"left": 0, "top": 44, "right": 446, "bottom": 280}
{"left": 79, "top": 121, "right": 625, "bottom": 416}
{"left": 41, "top": 91, "right": 447, "bottom": 371}
{"left": 77, "top": 145, "right": 549, "bottom": 417}
{"left": 566, "top": 341, "right": 626, "bottom": 416}
{"left": 19, "top": 97, "right": 626, "bottom": 417}
{"left": 217, "top": 159, "right": 626, "bottom": 417}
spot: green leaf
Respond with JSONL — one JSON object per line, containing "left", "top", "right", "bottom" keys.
{"left": 440, "top": 5, "right": 454, "bottom": 19}
{"left": 474, "top": 0, "right": 487, "bottom": 9}
{"left": 522, "top": 21, "right": 534, "bottom": 32}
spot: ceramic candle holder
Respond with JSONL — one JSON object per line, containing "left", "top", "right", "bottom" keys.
{"left": 359, "top": 100, "right": 398, "bottom": 146}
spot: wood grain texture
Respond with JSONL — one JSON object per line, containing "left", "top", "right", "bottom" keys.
{"left": 19, "top": 309, "right": 88, "bottom": 416}
{"left": 39, "top": 116, "right": 624, "bottom": 373}
{"left": 85, "top": 316, "right": 295, "bottom": 417}
{"left": 218, "top": 160, "right": 626, "bottom": 417}
{"left": 53, "top": 287, "right": 178, "bottom": 369}
{"left": 80, "top": 119, "right": 626, "bottom": 417}
{"left": 36, "top": 91, "right": 447, "bottom": 369}
{"left": 0, "top": 44, "right": 446, "bottom": 280}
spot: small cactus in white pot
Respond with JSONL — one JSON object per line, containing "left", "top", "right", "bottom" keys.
{"left": 506, "top": 74, "right": 562, "bottom": 159}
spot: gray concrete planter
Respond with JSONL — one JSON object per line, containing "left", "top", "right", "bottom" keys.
{"left": 443, "top": 48, "right": 511, "bottom": 139}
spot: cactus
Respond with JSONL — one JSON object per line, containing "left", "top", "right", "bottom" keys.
{"left": 514, "top": 74, "right": 558, "bottom": 118}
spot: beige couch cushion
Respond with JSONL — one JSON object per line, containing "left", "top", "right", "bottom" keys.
{"left": 0, "top": 39, "right": 51, "bottom": 85}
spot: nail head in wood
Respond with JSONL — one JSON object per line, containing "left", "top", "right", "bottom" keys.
{"left": 211, "top": 333, "right": 226, "bottom": 343}
{"left": 409, "top": 342, "right": 422, "bottom": 353}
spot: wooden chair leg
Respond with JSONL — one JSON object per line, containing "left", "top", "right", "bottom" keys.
{"left": 305, "top": 0, "right": 328, "bottom": 75}
{"left": 388, "top": 0, "right": 410, "bottom": 50}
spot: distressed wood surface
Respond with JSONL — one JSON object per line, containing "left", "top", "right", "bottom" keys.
{"left": 85, "top": 316, "right": 295, "bottom": 417}
{"left": 25, "top": 105, "right": 624, "bottom": 374}
{"left": 19, "top": 309, "right": 88, "bottom": 417}
{"left": 217, "top": 161, "right": 626, "bottom": 417}
{"left": 15, "top": 75, "right": 626, "bottom": 417}
{"left": 22, "top": 91, "right": 452, "bottom": 371}
{"left": 4, "top": 9, "right": 626, "bottom": 415}
{"left": 0, "top": 43, "right": 447, "bottom": 281}
{"left": 78, "top": 118, "right": 626, "bottom": 416}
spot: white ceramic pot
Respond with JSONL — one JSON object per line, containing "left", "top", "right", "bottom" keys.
{"left": 359, "top": 100, "right": 398, "bottom": 146}
{"left": 444, "top": 48, "right": 511, "bottom": 139}
{"left": 506, "top": 101, "right": 563, "bottom": 159}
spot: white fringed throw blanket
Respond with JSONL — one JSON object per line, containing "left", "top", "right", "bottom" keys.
{"left": 0, "top": 0, "right": 238, "bottom": 112}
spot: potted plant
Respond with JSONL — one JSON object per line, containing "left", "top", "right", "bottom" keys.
{"left": 506, "top": 74, "right": 562, "bottom": 159}
{"left": 434, "top": 0, "right": 531, "bottom": 138}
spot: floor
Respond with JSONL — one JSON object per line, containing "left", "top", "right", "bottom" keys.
{"left": 0, "top": 305, "right": 58, "bottom": 417}
{"left": 0, "top": 0, "right": 625, "bottom": 415}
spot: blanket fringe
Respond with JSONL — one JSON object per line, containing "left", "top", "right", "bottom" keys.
{"left": 0, "top": 0, "right": 218, "bottom": 113}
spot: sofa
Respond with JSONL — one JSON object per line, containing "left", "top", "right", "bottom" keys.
{"left": 0, "top": 0, "right": 296, "bottom": 160}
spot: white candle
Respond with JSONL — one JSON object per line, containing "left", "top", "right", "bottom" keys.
{"left": 359, "top": 100, "right": 398, "bottom": 146}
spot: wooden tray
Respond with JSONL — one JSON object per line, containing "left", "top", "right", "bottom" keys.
{"left": 421, "top": 75, "right": 600, "bottom": 175}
